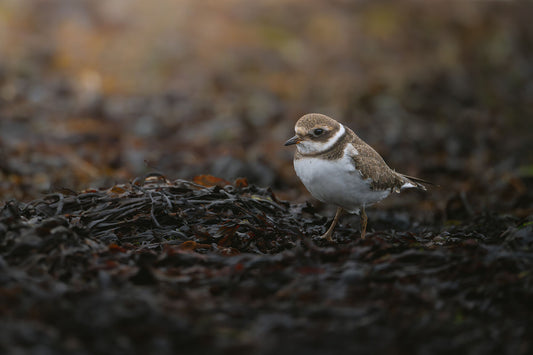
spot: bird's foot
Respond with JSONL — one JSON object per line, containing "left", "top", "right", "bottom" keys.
{"left": 316, "top": 207, "right": 343, "bottom": 242}
{"left": 317, "top": 231, "right": 334, "bottom": 242}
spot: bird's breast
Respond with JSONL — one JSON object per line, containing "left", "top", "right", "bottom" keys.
{"left": 293, "top": 154, "right": 389, "bottom": 212}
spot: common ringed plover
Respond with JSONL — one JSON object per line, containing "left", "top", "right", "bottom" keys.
{"left": 285, "top": 113, "right": 429, "bottom": 241}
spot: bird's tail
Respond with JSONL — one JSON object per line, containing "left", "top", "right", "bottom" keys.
{"left": 399, "top": 174, "right": 434, "bottom": 191}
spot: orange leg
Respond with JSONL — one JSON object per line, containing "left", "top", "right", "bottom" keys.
{"left": 319, "top": 207, "right": 343, "bottom": 241}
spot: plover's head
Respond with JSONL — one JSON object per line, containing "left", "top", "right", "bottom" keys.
{"left": 284, "top": 113, "right": 345, "bottom": 154}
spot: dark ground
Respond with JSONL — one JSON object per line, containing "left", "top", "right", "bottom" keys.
{"left": 1, "top": 1, "right": 533, "bottom": 354}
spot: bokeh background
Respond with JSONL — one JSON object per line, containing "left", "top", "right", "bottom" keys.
{"left": 1, "top": 2, "right": 533, "bottom": 354}
{"left": 1, "top": 0, "right": 532, "bottom": 219}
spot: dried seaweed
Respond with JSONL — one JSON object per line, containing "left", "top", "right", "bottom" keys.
{"left": 1, "top": 175, "right": 532, "bottom": 355}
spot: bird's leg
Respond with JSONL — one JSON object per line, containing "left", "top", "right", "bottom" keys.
{"left": 360, "top": 206, "right": 368, "bottom": 239}
{"left": 319, "top": 207, "right": 343, "bottom": 241}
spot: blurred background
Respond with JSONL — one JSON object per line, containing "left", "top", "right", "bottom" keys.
{"left": 0, "top": 0, "right": 532, "bottom": 219}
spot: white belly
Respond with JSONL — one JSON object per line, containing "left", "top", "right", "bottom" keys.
{"left": 294, "top": 154, "right": 390, "bottom": 213}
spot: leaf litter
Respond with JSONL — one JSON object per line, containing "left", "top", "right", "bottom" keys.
{"left": 0, "top": 174, "right": 532, "bottom": 354}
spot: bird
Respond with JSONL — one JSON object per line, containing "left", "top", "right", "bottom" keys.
{"left": 284, "top": 113, "right": 429, "bottom": 241}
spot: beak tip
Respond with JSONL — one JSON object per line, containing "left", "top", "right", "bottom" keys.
{"left": 284, "top": 136, "right": 300, "bottom": 146}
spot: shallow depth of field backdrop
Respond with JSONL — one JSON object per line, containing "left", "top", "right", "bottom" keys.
{"left": 1, "top": 0, "right": 532, "bottom": 204}
{"left": 0, "top": 1, "right": 532, "bottom": 354}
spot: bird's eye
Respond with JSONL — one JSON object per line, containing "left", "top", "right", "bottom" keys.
{"left": 313, "top": 128, "right": 324, "bottom": 136}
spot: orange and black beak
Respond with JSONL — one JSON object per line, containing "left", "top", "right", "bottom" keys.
{"left": 284, "top": 135, "right": 301, "bottom": 146}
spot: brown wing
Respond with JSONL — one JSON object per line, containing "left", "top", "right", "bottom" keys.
{"left": 348, "top": 140, "right": 406, "bottom": 191}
